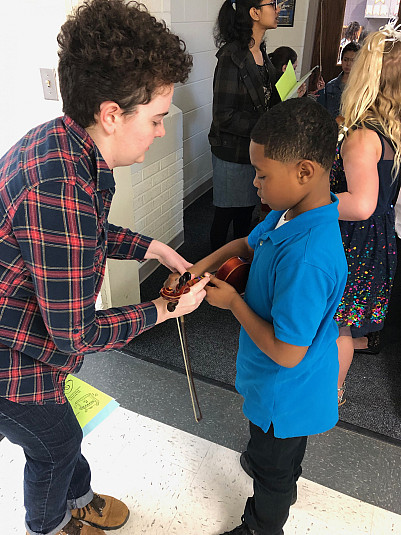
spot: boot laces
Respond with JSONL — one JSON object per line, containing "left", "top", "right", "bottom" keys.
{"left": 75, "top": 493, "right": 106, "bottom": 520}
{"left": 60, "top": 517, "right": 84, "bottom": 535}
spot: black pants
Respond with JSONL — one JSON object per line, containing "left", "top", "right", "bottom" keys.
{"left": 210, "top": 206, "right": 255, "bottom": 251}
{"left": 244, "top": 422, "right": 307, "bottom": 535}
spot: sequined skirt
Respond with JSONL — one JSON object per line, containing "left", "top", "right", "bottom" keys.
{"left": 335, "top": 209, "right": 397, "bottom": 337}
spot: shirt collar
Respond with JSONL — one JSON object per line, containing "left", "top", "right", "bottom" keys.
{"left": 335, "top": 72, "right": 345, "bottom": 87}
{"left": 260, "top": 193, "right": 340, "bottom": 245}
{"left": 62, "top": 115, "right": 115, "bottom": 191}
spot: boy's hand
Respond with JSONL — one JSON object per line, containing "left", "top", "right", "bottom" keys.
{"left": 205, "top": 274, "right": 239, "bottom": 310}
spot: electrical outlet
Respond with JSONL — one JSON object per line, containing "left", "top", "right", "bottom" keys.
{"left": 39, "top": 68, "right": 59, "bottom": 101}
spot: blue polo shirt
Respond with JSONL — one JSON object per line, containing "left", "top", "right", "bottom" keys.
{"left": 236, "top": 194, "right": 347, "bottom": 438}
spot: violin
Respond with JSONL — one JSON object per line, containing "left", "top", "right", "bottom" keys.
{"left": 160, "top": 256, "right": 251, "bottom": 308}
{"left": 158, "top": 256, "right": 251, "bottom": 423}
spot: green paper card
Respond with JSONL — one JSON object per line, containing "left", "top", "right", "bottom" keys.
{"left": 275, "top": 60, "right": 297, "bottom": 101}
{"left": 276, "top": 62, "right": 320, "bottom": 101}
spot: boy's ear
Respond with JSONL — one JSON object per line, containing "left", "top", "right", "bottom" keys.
{"left": 296, "top": 160, "right": 315, "bottom": 184}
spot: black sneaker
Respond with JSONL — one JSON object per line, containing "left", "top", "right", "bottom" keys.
{"left": 240, "top": 451, "right": 254, "bottom": 478}
{"left": 220, "top": 516, "right": 258, "bottom": 534}
{"left": 240, "top": 451, "right": 298, "bottom": 506}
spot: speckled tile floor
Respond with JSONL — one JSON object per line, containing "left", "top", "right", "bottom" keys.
{"left": 2, "top": 406, "right": 401, "bottom": 535}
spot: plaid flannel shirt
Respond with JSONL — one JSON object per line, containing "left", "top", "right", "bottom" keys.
{"left": 0, "top": 116, "right": 157, "bottom": 403}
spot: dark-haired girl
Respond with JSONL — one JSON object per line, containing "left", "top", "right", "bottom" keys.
{"left": 269, "top": 45, "right": 298, "bottom": 76}
{"left": 209, "top": 0, "right": 281, "bottom": 251}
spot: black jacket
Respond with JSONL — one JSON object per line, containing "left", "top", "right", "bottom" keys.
{"left": 208, "top": 40, "right": 280, "bottom": 164}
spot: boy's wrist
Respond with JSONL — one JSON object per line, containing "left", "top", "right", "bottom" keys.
{"left": 229, "top": 292, "right": 244, "bottom": 313}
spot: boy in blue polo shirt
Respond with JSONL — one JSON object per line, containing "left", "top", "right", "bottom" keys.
{"left": 188, "top": 98, "right": 347, "bottom": 534}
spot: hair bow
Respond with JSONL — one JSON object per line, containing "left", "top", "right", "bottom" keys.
{"left": 379, "top": 18, "right": 401, "bottom": 42}
{"left": 370, "top": 17, "right": 401, "bottom": 51}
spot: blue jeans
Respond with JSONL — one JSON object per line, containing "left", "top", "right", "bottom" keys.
{"left": 0, "top": 396, "right": 93, "bottom": 535}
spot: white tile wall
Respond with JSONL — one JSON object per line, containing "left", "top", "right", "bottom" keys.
{"left": 171, "top": 5, "right": 217, "bottom": 201}
{"left": 103, "top": 0, "right": 315, "bottom": 301}
{"left": 145, "top": 0, "right": 171, "bottom": 26}
{"left": 127, "top": 107, "right": 184, "bottom": 245}
{"left": 171, "top": 0, "right": 313, "bottom": 203}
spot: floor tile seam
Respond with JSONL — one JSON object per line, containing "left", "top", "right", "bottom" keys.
{"left": 368, "top": 507, "right": 377, "bottom": 534}
{"left": 120, "top": 410, "right": 216, "bottom": 477}
{"left": 166, "top": 455, "right": 212, "bottom": 478}
{"left": 166, "top": 448, "right": 214, "bottom": 533}
{"left": 300, "top": 476, "right": 378, "bottom": 516}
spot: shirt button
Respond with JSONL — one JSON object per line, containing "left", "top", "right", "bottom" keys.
{"left": 259, "top": 240, "right": 263, "bottom": 246}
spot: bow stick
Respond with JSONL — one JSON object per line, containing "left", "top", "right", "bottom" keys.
{"left": 160, "top": 272, "right": 203, "bottom": 422}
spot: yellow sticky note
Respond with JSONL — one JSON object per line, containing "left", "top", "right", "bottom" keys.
{"left": 275, "top": 60, "right": 297, "bottom": 101}
{"left": 65, "top": 375, "right": 119, "bottom": 436}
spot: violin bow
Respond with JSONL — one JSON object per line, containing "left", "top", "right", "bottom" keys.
{"left": 176, "top": 315, "right": 202, "bottom": 422}
{"left": 166, "top": 272, "right": 203, "bottom": 422}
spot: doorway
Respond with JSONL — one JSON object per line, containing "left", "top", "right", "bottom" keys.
{"left": 309, "top": 0, "right": 401, "bottom": 90}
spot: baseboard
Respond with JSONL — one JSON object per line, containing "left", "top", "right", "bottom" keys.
{"left": 139, "top": 230, "right": 185, "bottom": 284}
{"left": 184, "top": 178, "right": 212, "bottom": 210}
{"left": 337, "top": 419, "right": 401, "bottom": 448}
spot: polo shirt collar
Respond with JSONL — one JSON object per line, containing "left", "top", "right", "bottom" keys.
{"left": 62, "top": 115, "right": 115, "bottom": 192}
{"left": 261, "top": 193, "right": 340, "bottom": 245}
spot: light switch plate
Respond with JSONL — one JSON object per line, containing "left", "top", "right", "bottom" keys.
{"left": 40, "top": 68, "right": 59, "bottom": 101}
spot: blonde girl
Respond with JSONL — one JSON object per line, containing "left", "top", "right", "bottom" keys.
{"left": 330, "top": 21, "right": 401, "bottom": 403}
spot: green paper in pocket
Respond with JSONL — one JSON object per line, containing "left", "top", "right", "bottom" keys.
{"left": 65, "top": 374, "right": 119, "bottom": 437}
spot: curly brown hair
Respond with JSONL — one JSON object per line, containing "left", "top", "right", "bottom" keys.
{"left": 58, "top": 0, "right": 193, "bottom": 127}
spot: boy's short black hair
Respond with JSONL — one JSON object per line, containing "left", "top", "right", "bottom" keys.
{"left": 341, "top": 41, "right": 360, "bottom": 60}
{"left": 251, "top": 98, "right": 338, "bottom": 171}
{"left": 57, "top": 0, "right": 192, "bottom": 128}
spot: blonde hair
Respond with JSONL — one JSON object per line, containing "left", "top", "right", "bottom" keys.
{"left": 340, "top": 23, "right": 401, "bottom": 179}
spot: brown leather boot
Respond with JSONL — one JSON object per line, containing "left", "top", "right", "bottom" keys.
{"left": 71, "top": 493, "right": 129, "bottom": 530}
{"left": 26, "top": 517, "right": 105, "bottom": 535}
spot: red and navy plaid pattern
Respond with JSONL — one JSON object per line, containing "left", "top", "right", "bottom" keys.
{"left": 0, "top": 116, "right": 157, "bottom": 403}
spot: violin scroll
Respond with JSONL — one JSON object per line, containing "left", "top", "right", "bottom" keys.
{"left": 160, "top": 271, "right": 204, "bottom": 312}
